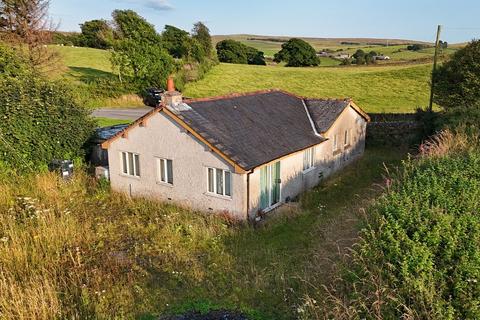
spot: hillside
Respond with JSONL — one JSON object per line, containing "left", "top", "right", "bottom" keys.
{"left": 51, "top": 44, "right": 440, "bottom": 112}
{"left": 184, "top": 63, "right": 433, "bottom": 113}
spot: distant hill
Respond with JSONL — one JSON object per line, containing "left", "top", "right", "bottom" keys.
{"left": 212, "top": 34, "right": 431, "bottom": 46}
{"left": 211, "top": 34, "right": 434, "bottom": 58}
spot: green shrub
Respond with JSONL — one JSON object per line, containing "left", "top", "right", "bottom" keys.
{"left": 0, "top": 43, "right": 95, "bottom": 170}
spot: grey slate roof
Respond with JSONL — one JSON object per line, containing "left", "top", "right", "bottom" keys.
{"left": 169, "top": 91, "right": 325, "bottom": 170}
{"left": 305, "top": 99, "right": 351, "bottom": 133}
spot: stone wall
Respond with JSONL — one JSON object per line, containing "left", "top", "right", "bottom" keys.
{"left": 367, "top": 113, "right": 424, "bottom": 146}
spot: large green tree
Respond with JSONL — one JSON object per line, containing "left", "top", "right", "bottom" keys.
{"left": 274, "top": 38, "right": 319, "bottom": 67}
{"left": 216, "top": 39, "right": 265, "bottom": 65}
{"left": 110, "top": 10, "right": 173, "bottom": 88}
{"left": 433, "top": 39, "right": 480, "bottom": 111}
{"left": 79, "top": 19, "right": 113, "bottom": 49}
{"left": 111, "top": 9, "right": 160, "bottom": 44}
{"left": 162, "top": 25, "right": 191, "bottom": 59}
{"left": 192, "top": 22, "right": 212, "bottom": 56}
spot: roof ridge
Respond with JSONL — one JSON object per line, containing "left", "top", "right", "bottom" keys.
{"left": 183, "top": 89, "right": 300, "bottom": 104}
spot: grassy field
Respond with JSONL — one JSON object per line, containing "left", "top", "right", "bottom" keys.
{"left": 0, "top": 146, "right": 406, "bottom": 319}
{"left": 50, "top": 44, "right": 442, "bottom": 113}
{"left": 184, "top": 63, "right": 434, "bottom": 113}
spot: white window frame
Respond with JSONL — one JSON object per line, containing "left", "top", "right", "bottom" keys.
{"left": 344, "top": 129, "right": 351, "bottom": 147}
{"left": 303, "top": 147, "right": 315, "bottom": 172}
{"left": 121, "top": 151, "right": 140, "bottom": 177}
{"left": 156, "top": 158, "right": 173, "bottom": 185}
{"left": 333, "top": 134, "right": 339, "bottom": 152}
{"left": 207, "top": 167, "right": 232, "bottom": 197}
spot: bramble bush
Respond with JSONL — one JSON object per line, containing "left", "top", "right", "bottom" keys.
{"left": 308, "top": 130, "right": 480, "bottom": 319}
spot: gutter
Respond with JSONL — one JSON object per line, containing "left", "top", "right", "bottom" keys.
{"left": 302, "top": 99, "right": 323, "bottom": 138}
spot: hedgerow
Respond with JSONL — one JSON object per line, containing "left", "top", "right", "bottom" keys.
{"left": 0, "top": 43, "right": 95, "bottom": 170}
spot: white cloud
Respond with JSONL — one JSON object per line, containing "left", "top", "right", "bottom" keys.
{"left": 113, "top": 0, "right": 174, "bottom": 11}
{"left": 144, "top": 0, "right": 173, "bottom": 11}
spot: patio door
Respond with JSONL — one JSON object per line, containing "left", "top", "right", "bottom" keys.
{"left": 260, "top": 161, "right": 281, "bottom": 210}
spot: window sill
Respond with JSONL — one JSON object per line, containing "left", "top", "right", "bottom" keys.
{"left": 120, "top": 174, "right": 141, "bottom": 180}
{"left": 302, "top": 167, "right": 315, "bottom": 175}
{"left": 205, "top": 192, "right": 232, "bottom": 201}
{"left": 333, "top": 150, "right": 342, "bottom": 156}
{"left": 156, "top": 181, "right": 174, "bottom": 188}
{"left": 344, "top": 144, "right": 351, "bottom": 150}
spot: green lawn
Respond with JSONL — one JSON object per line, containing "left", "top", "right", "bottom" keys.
{"left": 184, "top": 63, "right": 434, "bottom": 113}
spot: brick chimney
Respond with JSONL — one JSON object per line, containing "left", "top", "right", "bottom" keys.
{"left": 162, "top": 76, "right": 183, "bottom": 107}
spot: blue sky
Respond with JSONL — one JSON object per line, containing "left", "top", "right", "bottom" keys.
{"left": 50, "top": 0, "right": 480, "bottom": 43}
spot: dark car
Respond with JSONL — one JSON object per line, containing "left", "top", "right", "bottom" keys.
{"left": 143, "top": 88, "right": 164, "bottom": 107}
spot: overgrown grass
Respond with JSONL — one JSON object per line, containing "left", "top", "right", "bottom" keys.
{"left": 184, "top": 63, "right": 434, "bottom": 113}
{"left": 0, "top": 147, "right": 405, "bottom": 319}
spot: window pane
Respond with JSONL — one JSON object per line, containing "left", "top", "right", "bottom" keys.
{"left": 122, "top": 152, "right": 128, "bottom": 174}
{"left": 167, "top": 160, "right": 173, "bottom": 184}
{"left": 225, "top": 171, "right": 231, "bottom": 196}
{"left": 134, "top": 154, "right": 140, "bottom": 176}
{"left": 160, "top": 159, "right": 165, "bottom": 182}
{"left": 208, "top": 168, "right": 214, "bottom": 193}
{"left": 216, "top": 169, "right": 223, "bottom": 195}
{"left": 311, "top": 147, "right": 315, "bottom": 166}
{"left": 128, "top": 153, "right": 134, "bottom": 176}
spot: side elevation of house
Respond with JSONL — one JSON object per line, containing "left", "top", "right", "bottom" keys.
{"left": 102, "top": 88, "right": 370, "bottom": 220}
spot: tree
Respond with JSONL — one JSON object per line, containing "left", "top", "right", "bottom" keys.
{"left": 111, "top": 9, "right": 160, "bottom": 44}
{"left": 0, "top": 43, "right": 94, "bottom": 169}
{"left": 79, "top": 19, "right": 113, "bottom": 49}
{"left": 353, "top": 49, "right": 366, "bottom": 64}
{"left": 110, "top": 10, "right": 174, "bottom": 88}
{"left": 245, "top": 46, "right": 266, "bottom": 65}
{"left": 192, "top": 22, "right": 212, "bottom": 56}
{"left": 0, "top": 0, "right": 58, "bottom": 69}
{"left": 162, "top": 25, "right": 190, "bottom": 59}
{"left": 273, "top": 38, "right": 319, "bottom": 67}
{"left": 433, "top": 39, "right": 480, "bottom": 112}
{"left": 216, "top": 39, "right": 265, "bottom": 65}
{"left": 216, "top": 39, "right": 248, "bottom": 64}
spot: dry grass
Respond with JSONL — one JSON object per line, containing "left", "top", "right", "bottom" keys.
{"left": 0, "top": 147, "right": 406, "bottom": 319}
{"left": 104, "top": 94, "right": 144, "bottom": 108}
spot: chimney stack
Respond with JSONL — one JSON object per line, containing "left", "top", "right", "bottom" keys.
{"left": 167, "top": 76, "right": 175, "bottom": 92}
{"left": 162, "top": 76, "right": 183, "bottom": 107}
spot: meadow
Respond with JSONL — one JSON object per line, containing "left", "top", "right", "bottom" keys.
{"left": 0, "top": 147, "right": 405, "bottom": 319}
{"left": 50, "top": 40, "right": 446, "bottom": 114}
{"left": 184, "top": 63, "right": 433, "bottom": 113}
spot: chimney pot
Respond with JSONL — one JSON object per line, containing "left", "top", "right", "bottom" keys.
{"left": 167, "top": 77, "right": 175, "bottom": 92}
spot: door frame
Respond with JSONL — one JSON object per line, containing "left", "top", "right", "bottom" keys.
{"left": 260, "top": 161, "right": 282, "bottom": 212}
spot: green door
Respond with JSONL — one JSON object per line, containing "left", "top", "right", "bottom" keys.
{"left": 260, "top": 161, "right": 281, "bottom": 210}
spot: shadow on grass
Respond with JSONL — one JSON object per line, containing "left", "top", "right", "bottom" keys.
{"left": 67, "top": 66, "right": 115, "bottom": 83}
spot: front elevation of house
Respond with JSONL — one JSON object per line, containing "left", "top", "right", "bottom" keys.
{"left": 102, "top": 89, "right": 370, "bottom": 220}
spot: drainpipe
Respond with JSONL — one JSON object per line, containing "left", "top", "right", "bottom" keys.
{"left": 302, "top": 99, "right": 323, "bottom": 138}
{"left": 246, "top": 169, "right": 253, "bottom": 221}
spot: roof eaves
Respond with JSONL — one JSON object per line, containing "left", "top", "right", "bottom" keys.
{"left": 101, "top": 105, "right": 162, "bottom": 149}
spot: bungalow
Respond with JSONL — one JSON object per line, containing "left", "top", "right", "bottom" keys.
{"left": 101, "top": 82, "right": 370, "bottom": 220}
